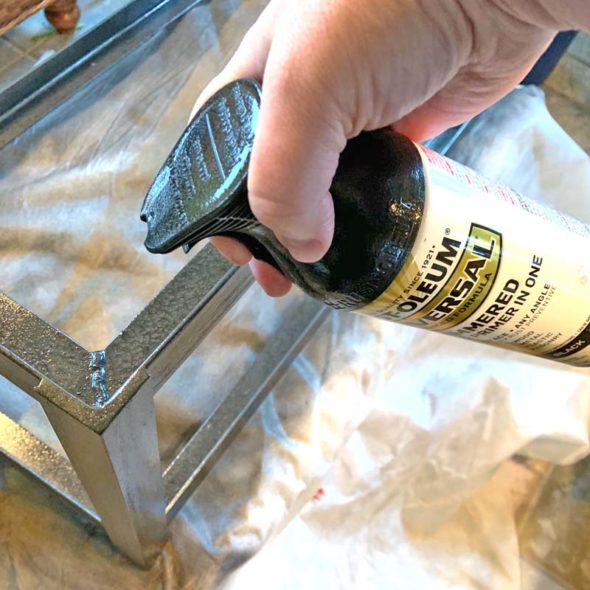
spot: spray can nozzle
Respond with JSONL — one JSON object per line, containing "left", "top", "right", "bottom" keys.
{"left": 140, "top": 78, "right": 263, "bottom": 255}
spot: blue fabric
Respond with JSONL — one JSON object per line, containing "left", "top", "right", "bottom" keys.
{"left": 523, "top": 31, "right": 578, "bottom": 85}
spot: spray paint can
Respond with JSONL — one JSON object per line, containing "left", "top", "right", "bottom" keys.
{"left": 141, "top": 78, "right": 590, "bottom": 367}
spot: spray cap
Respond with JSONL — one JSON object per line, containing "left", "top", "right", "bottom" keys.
{"left": 140, "top": 78, "right": 261, "bottom": 253}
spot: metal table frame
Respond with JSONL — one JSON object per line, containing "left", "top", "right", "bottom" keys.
{"left": 1, "top": 246, "right": 327, "bottom": 566}
{"left": 0, "top": 0, "right": 465, "bottom": 568}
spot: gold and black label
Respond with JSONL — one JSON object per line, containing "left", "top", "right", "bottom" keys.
{"left": 360, "top": 143, "right": 590, "bottom": 367}
{"left": 365, "top": 224, "right": 501, "bottom": 330}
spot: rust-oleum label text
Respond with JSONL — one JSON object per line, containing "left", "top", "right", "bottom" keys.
{"left": 360, "top": 143, "right": 590, "bottom": 367}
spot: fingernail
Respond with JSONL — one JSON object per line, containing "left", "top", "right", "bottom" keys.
{"left": 279, "top": 236, "right": 325, "bottom": 263}
{"left": 228, "top": 251, "right": 252, "bottom": 265}
{"left": 223, "top": 249, "right": 252, "bottom": 266}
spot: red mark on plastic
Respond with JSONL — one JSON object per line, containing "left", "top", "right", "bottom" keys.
{"left": 312, "top": 487, "right": 325, "bottom": 501}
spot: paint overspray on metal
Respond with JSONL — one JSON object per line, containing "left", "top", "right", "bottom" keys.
{"left": 89, "top": 350, "right": 109, "bottom": 406}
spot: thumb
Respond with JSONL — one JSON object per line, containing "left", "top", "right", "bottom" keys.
{"left": 248, "top": 46, "right": 347, "bottom": 263}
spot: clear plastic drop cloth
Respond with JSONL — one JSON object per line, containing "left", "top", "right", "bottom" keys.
{"left": 0, "top": 1, "right": 589, "bottom": 587}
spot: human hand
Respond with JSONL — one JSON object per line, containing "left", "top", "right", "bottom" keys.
{"left": 193, "top": 0, "right": 574, "bottom": 296}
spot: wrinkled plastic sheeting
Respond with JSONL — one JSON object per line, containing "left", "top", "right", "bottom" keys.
{"left": 190, "top": 87, "right": 590, "bottom": 590}
{"left": 0, "top": 2, "right": 589, "bottom": 584}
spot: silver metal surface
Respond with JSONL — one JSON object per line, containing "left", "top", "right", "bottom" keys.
{"left": 0, "top": 238, "right": 254, "bottom": 566}
{"left": 42, "top": 390, "right": 167, "bottom": 567}
{"left": 0, "top": 245, "right": 249, "bottom": 432}
{"left": 0, "top": 410, "right": 98, "bottom": 523}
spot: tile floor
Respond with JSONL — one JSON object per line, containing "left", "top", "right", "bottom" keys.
{"left": 543, "top": 32, "right": 590, "bottom": 155}
{"left": 0, "top": 0, "right": 129, "bottom": 93}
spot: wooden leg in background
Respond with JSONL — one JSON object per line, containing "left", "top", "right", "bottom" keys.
{"left": 45, "top": 0, "right": 80, "bottom": 34}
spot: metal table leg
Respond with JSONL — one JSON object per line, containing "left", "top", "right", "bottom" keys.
{"left": 41, "top": 389, "right": 166, "bottom": 567}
